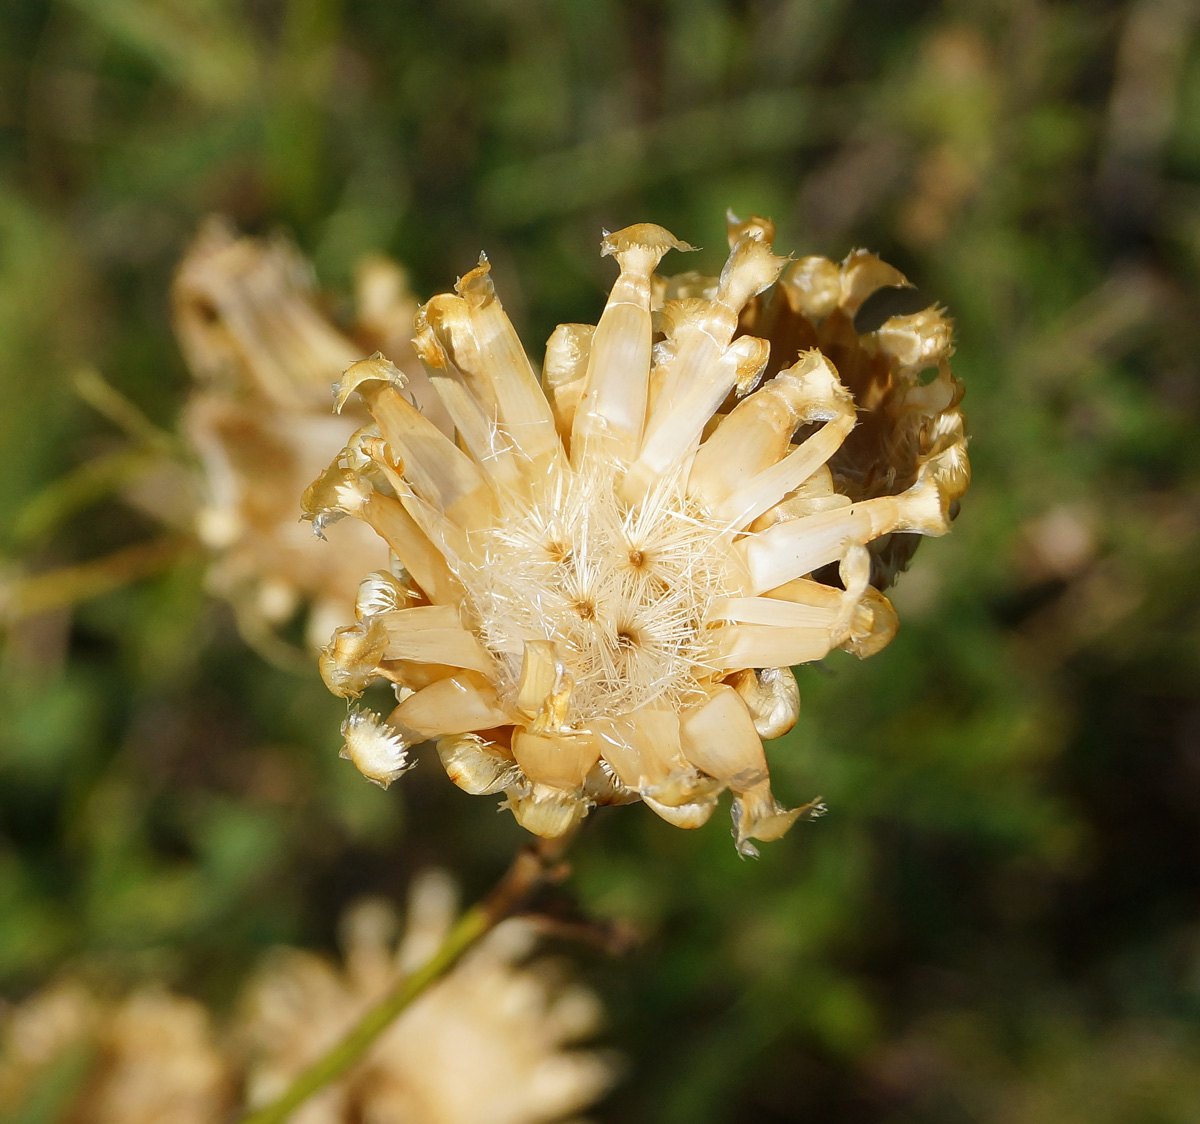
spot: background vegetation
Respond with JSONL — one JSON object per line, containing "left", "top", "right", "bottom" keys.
{"left": 3, "top": 0, "right": 1200, "bottom": 1120}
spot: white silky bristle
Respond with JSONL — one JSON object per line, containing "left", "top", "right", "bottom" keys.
{"left": 461, "top": 467, "right": 730, "bottom": 722}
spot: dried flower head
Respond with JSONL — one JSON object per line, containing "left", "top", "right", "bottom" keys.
{"left": 239, "top": 872, "right": 616, "bottom": 1124}
{"left": 173, "top": 218, "right": 448, "bottom": 650}
{"left": 310, "top": 213, "right": 969, "bottom": 852}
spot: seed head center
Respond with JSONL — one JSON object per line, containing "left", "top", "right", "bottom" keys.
{"left": 465, "top": 472, "right": 728, "bottom": 721}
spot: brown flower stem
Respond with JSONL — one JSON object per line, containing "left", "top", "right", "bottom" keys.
{"left": 236, "top": 839, "right": 571, "bottom": 1124}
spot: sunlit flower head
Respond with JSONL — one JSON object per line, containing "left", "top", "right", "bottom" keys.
{"left": 309, "top": 213, "right": 969, "bottom": 853}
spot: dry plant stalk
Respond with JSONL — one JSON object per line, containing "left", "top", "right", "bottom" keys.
{"left": 311, "top": 212, "right": 969, "bottom": 853}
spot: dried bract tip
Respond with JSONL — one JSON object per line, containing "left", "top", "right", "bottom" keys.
{"left": 437, "top": 733, "right": 523, "bottom": 795}
{"left": 505, "top": 782, "right": 591, "bottom": 838}
{"left": 320, "top": 618, "right": 389, "bottom": 698}
{"left": 354, "top": 569, "right": 412, "bottom": 619}
{"left": 339, "top": 706, "right": 414, "bottom": 788}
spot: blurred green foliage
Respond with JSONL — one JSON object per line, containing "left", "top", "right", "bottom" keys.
{"left": 2, "top": 0, "right": 1200, "bottom": 1120}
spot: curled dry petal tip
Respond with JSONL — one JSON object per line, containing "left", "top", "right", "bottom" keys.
{"left": 355, "top": 569, "right": 411, "bottom": 620}
{"left": 781, "top": 256, "right": 844, "bottom": 319}
{"left": 840, "top": 586, "right": 900, "bottom": 659}
{"left": 454, "top": 256, "right": 496, "bottom": 308}
{"left": 838, "top": 249, "right": 912, "bottom": 316}
{"left": 600, "top": 223, "right": 696, "bottom": 261}
{"left": 333, "top": 354, "right": 407, "bottom": 414}
{"left": 717, "top": 234, "right": 789, "bottom": 312}
{"left": 872, "top": 306, "right": 955, "bottom": 370}
{"left": 725, "top": 209, "right": 776, "bottom": 247}
{"left": 730, "top": 667, "right": 801, "bottom": 740}
{"left": 733, "top": 789, "right": 827, "bottom": 857}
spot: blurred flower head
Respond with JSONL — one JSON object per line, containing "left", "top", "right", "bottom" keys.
{"left": 241, "top": 871, "right": 615, "bottom": 1124}
{"left": 0, "top": 981, "right": 230, "bottom": 1124}
{"left": 0, "top": 875, "right": 614, "bottom": 1124}
{"left": 309, "top": 213, "right": 969, "bottom": 852}
{"left": 172, "top": 218, "right": 448, "bottom": 652}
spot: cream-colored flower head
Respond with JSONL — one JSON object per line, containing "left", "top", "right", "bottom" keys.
{"left": 0, "top": 981, "right": 231, "bottom": 1124}
{"left": 309, "top": 213, "right": 969, "bottom": 852}
{"left": 0, "top": 878, "right": 613, "bottom": 1124}
{"left": 239, "top": 872, "right": 615, "bottom": 1124}
{"left": 172, "top": 218, "right": 449, "bottom": 651}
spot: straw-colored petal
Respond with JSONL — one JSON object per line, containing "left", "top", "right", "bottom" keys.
{"left": 543, "top": 323, "right": 594, "bottom": 444}
{"left": 736, "top": 466, "right": 953, "bottom": 594}
{"left": 392, "top": 673, "right": 511, "bottom": 737}
{"left": 710, "top": 350, "right": 857, "bottom": 528}
{"left": 837, "top": 249, "right": 911, "bottom": 316}
{"left": 354, "top": 569, "right": 415, "bottom": 620}
{"left": 511, "top": 730, "right": 600, "bottom": 791}
{"left": 711, "top": 623, "right": 835, "bottom": 671}
{"left": 731, "top": 779, "right": 821, "bottom": 857}
{"left": 870, "top": 306, "right": 954, "bottom": 370}
{"left": 678, "top": 686, "right": 769, "bottom": 787}
{"left": 840, "top": 585, "right": 900, "bottom": 658}
{"left": 571, "top": 223, "right": 691, "bottom": 466}
{"left": 453, "top": 258, "right": 565, "bottom": 478}
{"left": 379, "top": 609, "right": 495, "bottom": 675}
{"left": 437, "top": 732, "right": 523, "bottom": 795}
{"left": 358, "top": 493, "right": 465, "bottom": 607}
{"left": 689, "top": 354, "right": 840, "bottom": 511}
{"left": 628, "top": 333, "right": 770, "bottom": 499}
{"left": 643, "top": 792, "right": 719, "bottom": 829}
{"left": 707, "top": 594, "right": 839, "bottom": 629}
{"left": 353, "top": 256, "right": 456, "bottom": 437}
{"left": 515, "top": 640, "right": 575, "bottom": 734}
{"left": 591, "top": 708, "right": 718, "bottom": 807}
{"left": 360, "top": 377, "right": 495, "bottom": 527}
{"left": 779, "top": 255, "right": 843, "bottom": 320}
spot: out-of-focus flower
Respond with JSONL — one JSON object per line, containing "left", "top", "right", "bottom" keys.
{"left": 172, "top": 219, "right": 449, "bottom": 651}
{"left": 240, "top": 871, "right": 615, "bottom": 1124}
{"left": 310, "top": 213, "right": 969, "bottom": 851}
{"left": 0, "top": 876, "right": 614, "bottom": 1124}
{"left": 0, "top": 981, "right": 232, "bottom": 1124}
